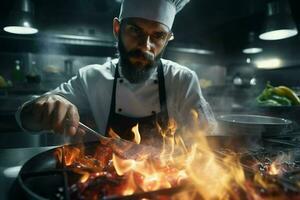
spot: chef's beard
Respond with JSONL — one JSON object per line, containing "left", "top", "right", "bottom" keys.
{"left": 117, "top": 34, "right": 165, "bottom": 83}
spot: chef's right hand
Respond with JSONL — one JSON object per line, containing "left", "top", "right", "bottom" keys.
{"left": 20, "top": 94, "right": 80, "bottom": 135}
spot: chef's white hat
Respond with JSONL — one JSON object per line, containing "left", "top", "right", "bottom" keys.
{"left": 119, "top": 0, "right": 190, "bottom": 29}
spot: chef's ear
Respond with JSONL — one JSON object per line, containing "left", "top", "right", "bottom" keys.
{"left": 113, "top": 17, "right": 121, "bottom": 40}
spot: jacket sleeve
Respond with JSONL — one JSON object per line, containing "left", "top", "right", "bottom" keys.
{"left": 49, "top": 69, "right": 90, "bottom": 113}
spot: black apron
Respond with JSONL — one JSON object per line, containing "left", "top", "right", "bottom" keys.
{"left": 105, "top": 60, "right": 169, "bottom": 147}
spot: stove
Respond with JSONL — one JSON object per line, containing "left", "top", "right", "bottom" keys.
{"left": 3, "top": 130, "right": 300, "bottom": 200}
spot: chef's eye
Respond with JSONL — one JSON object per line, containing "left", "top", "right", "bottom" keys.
{"left": 152, "top": 32, "right": 168, "bottom": 41}
{"left": 126, "top": 25, "right": 143, "bottom": 37}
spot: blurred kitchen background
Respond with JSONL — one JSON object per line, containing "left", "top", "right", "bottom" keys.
{"left": 0, "top": 0, "right": 300, "bottom": 148}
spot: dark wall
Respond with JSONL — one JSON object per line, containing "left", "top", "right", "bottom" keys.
{"left": 256, "top": 67, "right": 300, "bottom": 87}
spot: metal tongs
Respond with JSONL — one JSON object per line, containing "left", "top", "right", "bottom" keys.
{"left": 78, "top": 122, "right": 160, "bottom": 160}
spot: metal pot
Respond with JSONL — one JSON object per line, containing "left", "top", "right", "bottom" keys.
{"left": 209, "top": 114, "right": 294, "bottom": 151}
{"left": 216, "top": 114, "right": 293, "bottom": 137}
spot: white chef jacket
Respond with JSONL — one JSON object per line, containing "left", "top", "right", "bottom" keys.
{"left": 16, "top": 58, "right": 216, "bottom": 135}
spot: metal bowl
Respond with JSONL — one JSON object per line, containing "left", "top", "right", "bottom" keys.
{"left": 216, "top": 114, "right": 293, "bottom": 137}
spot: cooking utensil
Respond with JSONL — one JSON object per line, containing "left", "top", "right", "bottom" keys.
{"left": 216, "top": 114, "right": 293, "bottom": 137}
{"left": 211, "top": 114, "right": 294, "bottom": 151}
{"left": 78, "top": 122, "right": 160, "bottom": 160}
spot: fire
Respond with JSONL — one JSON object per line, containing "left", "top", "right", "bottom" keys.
{"left": 108, "top": 128, "right": 121, "bottom": 139}
{"left": 54, "top": 146, "right": 82, "bottom": 166}
{"left": 122, "top": 173, "right": 136, "bottom": 195}
{"left": 108, "top": 124, "right": 141, "bottom": 144}
{"left": 268, "top": 162, "right": 281, "bottom": 175}
{"left": 78, "top": 170, "right": 91, "bottom": 183}
{"left": 176, "top": 136, "right": 246, "bottom": 199}
{"left": 105, "top": 111, "right": 248, "bottom": 199}
{"left": 112, "top": 153, "right": 141, "bottom": 176}
{"left": 54, "top": 110, "right": 300, "bottom": 199}
{"left": 266, "top": 152, "right": 292, "bottom": 176}
{"left": 112, "top": 152, "right": 181, "bottom": 193}
{"left": 132, "top": 124, "right": 141, "bottom": 144}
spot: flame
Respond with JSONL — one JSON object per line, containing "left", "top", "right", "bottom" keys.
{"left": 131, "top": 124, "right": 141, "bottom": 144}
{"left": 266, "top": 152, "right": 292, "bottom": 176}
{"left": 268, "top": 162, "right": 281, "bottom": 175}
{"left": 110, "top": 119, "right": 188, "bottom": 193}
{"left": 108, "top": 128, "right": 121, "bottom": 139}
{"left": 168, "top": 110, "right": 247, "bottom": 200}
{"left": 60, "top": 146, "right": 82, "bottom": 166}
{"left": 77, "top": 170, "right": 91, "bottom": 183}
{"left": 159, "top": 118, "right": 178, "bottom": 165}
{"left": 55, "top": 109, "right": 300, "bottom": 199}
{"left": 109, "top": 124, "right": 141, "bottom": 144}
{"left": 122, "top": 173, "right": 136, "bottom": 195}
{"left": 112, "top": 153, "right": 142, "bottom": 176}
{"left": 183, "top": 144, "right": 245, "bottom": 199}
{"left": 112, "top": 153, "right": 177, "bottom": 193}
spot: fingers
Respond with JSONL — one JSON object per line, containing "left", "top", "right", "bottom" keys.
{"left": 41, "top": 99, "right": 57, "bottom": 130}
{"left": 24, "top": 94, "right": 81, "bottom": 136}
{"left": 51, "top": 100, "right": 68, "bottom": 133}
{"left": 64, "top": 106, "right": 80, "bottom": 136}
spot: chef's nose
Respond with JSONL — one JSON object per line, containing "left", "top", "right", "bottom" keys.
{"left": 138, "top": 35, "right": 152, "bottom": 51}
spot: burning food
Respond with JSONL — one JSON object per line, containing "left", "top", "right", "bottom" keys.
{"left": 18, "top": 115, "right": 300, "bottom": 200}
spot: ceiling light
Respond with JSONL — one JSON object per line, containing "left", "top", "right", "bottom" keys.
{"left": 255, "top": 58, "right": 282, "bottom": 69}
{"left": 4, "top": 25, "right": 38, "bottom": 35}
{"left": 3, "top": 0, "right": 38, "bottom": 35}
{"left": 174, "top": 47, "right": 214, "bottom": 55}
{"left": 243, "top": 47, "right": 263, "bottom": 54}
{"left": 259, "top": 29, "right": 297, "bottom": 40}
{"left": 242, "top": 32, "right": 263, "bottom": 54}
{"left": 259, "top": 0, "right": 298, "bottom": 40}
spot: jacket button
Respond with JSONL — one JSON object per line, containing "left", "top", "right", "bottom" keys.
{"left": 118, "top": 108, "right": 122, "bottom": 112}
{"left": 154, "top": 80, "right": 158, "bottom": 84}
{"left": 119, "top": 79, "right": 124, "bottom": 83}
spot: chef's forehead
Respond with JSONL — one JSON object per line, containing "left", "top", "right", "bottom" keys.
{"left": 121, "top": 17, "right": 171, "bottom": 33}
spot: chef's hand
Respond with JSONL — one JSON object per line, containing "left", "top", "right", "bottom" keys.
{"left": 20, "top": 94, "right": 80, "bottom": 135}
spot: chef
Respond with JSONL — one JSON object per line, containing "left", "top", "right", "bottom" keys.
{"left": 16, "top": 0, "right": 216, "bottom": 145}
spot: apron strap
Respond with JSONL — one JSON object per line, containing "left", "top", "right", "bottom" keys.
{"left": 105, "top": 63, "right": 119, "bottom": 135}
{"left": 157, "top": 60, "right": 169, "bottom": 129}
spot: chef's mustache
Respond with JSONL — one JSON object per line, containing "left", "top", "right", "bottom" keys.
{"left": 127, "top": 49, "right": 155, "bottom": 62}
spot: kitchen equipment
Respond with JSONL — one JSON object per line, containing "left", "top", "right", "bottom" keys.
{"left": 211, "top": 114, "right": 294, "bottom": 151}
{"left": 0, "top": 146, "right": 57, "bottom": 200}
{"left": 14, "top": 134, "right": 300, "bottom": 200}
{"left": 217, "top": 114, "right": 293, "bottom": 137}
{"left": 78, "top": 122, "right": 160, "bottom": 159}
{"left": 15, "top": 141, "right": 185, "bottom": 200}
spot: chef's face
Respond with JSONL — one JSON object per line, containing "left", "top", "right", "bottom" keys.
{"left": 113, "top": 17, "right": 172, "bottom": 83}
